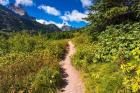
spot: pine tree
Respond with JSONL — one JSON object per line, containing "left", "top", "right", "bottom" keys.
{"left": 86, "top": 0, "right": 140, "bottom": 31}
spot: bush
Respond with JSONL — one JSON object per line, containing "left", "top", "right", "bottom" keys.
{"left": 72, "top": 22, "right": 140, "bottom": 93}
{"left": 0, "top": 32, "right": 67, "bottom": 93}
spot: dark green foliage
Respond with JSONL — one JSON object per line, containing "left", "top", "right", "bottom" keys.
{"left": 86, "top": 0, "right": 140, "bottom": 31}
{"left": 45, "top": 31, "right": 74, "bottom": 40}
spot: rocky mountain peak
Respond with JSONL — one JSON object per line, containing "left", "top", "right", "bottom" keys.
{"left": 61, "top": 23, "right": 76, "bottom": 31}
{"left": 8, "top": 3, "right": 27, "bottom": 16}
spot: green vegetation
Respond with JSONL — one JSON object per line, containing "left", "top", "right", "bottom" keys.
{"left": 0, "top": 32, "right": 68, "bottom": 93}
{"left": 45, "top": 31, "right": 75, "bottom": 40}
{"left": 87, "top": 0, "right": 140, "bottom": 31}
{"left": 71, "top": 0, "right": 140, "bottom": 93}
{"left": 1, "top": 0, "right": 140, "bottom": 93}
{"left": 72, "top": 23, "right": 140, "bottom": 93}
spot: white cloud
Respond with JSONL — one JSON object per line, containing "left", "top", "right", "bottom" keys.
{"left": 38, "top": 5, "right": 61, "bottom": 16}
{"left": 60, "top": 10, "right": 88, "bottom": 23}
{"left": 81, "top": 0, "right": 92, "bottom": 7}
{"left": 15, "top": 0, "right": 33, "bottom": 6}
{"left": 0, "top": 0, "right": 9, "bottom": 5}
{"left": 36, "top": 19, "right": 69, "bottom": 28}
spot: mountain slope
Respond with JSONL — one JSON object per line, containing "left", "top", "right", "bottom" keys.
{"left": 0, "top": 5, "right": 61, "bottom": 32}
{"left": 8, "top": 3, "right": 35, "bottom": 20}
{"left": 61, "top": 24, "right": 76, "bottom": 31}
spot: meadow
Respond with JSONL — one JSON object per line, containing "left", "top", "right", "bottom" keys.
{"left": 0, "top": 32, "right": 69, "bottom": 93}
{"left": 0, "top": 0, "right": 140, "bottom": 93}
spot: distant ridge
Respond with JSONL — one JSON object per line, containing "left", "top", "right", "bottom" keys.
{"left": 61, "top": 24, "right": 76, "bottom": 31}
{"left": 0, "top": 5, "right": 61, "bottom": 32}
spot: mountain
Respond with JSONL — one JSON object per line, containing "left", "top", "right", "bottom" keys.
{"left": 0, "top": 5, "right": 61, "bottom": 32}
{"left": 45, "top": 24, "right": 61, "bottom": 32}
{"left": 8, "top": 3, "right": 35, "bottom": 20}
{"left": 61, "top": 24, "right": 76, "bottom": 31}
{"left": 8, "top": 4, "right": 27, "bottom": 16}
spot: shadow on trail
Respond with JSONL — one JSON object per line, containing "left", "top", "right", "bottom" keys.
{"left": 60, "top": 67, "right": 69, "bottom": 92}
{"left": 59, "top": 41, "right": 84, "bottom": 93}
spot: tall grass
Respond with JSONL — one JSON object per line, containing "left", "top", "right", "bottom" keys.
{"left": 0, "top": 32, "right": 67, "bottom": 93}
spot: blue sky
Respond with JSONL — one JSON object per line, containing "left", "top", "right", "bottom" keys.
{"left": 0, "top": 0, "right": 92, "bottom": 28}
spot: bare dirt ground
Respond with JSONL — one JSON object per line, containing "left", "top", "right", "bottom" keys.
{"left": 59, "top": 41, "right": 84, "bottom": 93}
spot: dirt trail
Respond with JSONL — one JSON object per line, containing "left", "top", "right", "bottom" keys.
{"left": 60, "top": 41, "right": 84, "bottom": 93}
